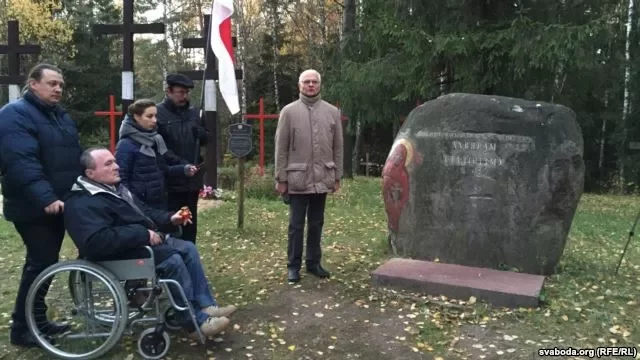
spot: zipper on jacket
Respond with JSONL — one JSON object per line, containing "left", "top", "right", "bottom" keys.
{"left": 309, "top": 107, "right": 315, "bottom": 186}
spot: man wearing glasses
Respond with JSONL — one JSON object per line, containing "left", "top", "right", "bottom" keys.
{"left": 156, "top": 74, "right": 207, "bottom": 243}
{"left": 274, "top": 69, "right": 344, "bottom": 283}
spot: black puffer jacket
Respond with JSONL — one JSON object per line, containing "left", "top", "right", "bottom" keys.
{"left": 156, "top": 99, "right": 207, "bottom": 192}
{"left": 64, "top": 176, "right": 179, "bottom": 264}
{"left": 0, "top": 91, "right": 83, "bottom": 222}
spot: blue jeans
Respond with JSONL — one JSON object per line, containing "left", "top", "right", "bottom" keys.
{"left": 155, "top": 237, "right": 217, "bottom": 327}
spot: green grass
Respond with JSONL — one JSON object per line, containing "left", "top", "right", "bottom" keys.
{"left": 0, "top": 177, "right": 638, "bottom": 359}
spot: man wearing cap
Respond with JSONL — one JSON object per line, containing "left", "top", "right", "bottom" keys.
{"left": 156, "top": 74, "right": 207, "bottom": 243}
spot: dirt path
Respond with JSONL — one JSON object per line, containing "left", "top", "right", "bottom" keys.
{"left": 201, "top": 280, "right": 433, "bottom": 360}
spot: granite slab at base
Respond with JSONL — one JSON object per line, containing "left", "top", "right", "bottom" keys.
{"left": 371, "top": 258, "right": 545, "bottom": 308}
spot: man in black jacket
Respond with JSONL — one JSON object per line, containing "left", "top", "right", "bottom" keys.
{"left": 0, "top": 63, "right": 82, "bottom": 347}
{"left": 64, "top": 147, "right": 236, "bottom": 338}
{"left": 156, "top": 74, "right": 208, "bottom": 243}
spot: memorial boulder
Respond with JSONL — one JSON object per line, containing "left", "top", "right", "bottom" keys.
{"left": 382, "top": 93, "right": 584, "bottom": 275}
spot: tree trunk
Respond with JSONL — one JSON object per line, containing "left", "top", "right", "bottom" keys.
{"left": 161, "top": 0, "right": 169, "bottom": 84}
{"left": 318, "top": 0, "right": 326, "bottom": 72}
{"left": 270, "top": 0, "right": 281, "bottom": 111}
{"left": 620, "top": 0, "right": 634, "bottom": 193}
{"left": 340, "top": 0, "right": 356, "bottom": 178}
{"left": 352, "top": 116, "right": 362, "bottom": 176}
{"left": 599, "top": 90, "right": 609, "bottom": 182}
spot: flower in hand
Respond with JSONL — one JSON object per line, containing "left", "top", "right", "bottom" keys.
{"left": 170, "top": 207, "right": 193, "bottom": 226}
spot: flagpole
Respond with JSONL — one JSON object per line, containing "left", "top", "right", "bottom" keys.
{"left": 209, "top": 0, "right": 244, "bottom": 228}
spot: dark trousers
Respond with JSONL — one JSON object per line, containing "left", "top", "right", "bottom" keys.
{"left": 168, "top": 191, "right": 199, "bottom": 243}
{"left": 12, "top": 215, "right": 65, "bottom": 330}
{"left": 287, "top": 193, "right": 327, "bottom": 270}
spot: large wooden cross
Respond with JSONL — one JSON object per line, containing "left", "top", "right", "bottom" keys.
{"left": 92, "top": 0, "right": 165, "bottom": 130}
{"left": 179, "top": 14, "right": 242, "bottom": 189}
{"left": 0, "top": 20, "right": 41, "bottom": 102}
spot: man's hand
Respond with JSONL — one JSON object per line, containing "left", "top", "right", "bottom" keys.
{"left": 170, "top": 210, "right": 193, "bottom": 226}
{"left": 333, "top": 180, "right": 340, "bottom": 193}
{"left": 276, "top": 182, "right": 288, "bottom": 195}
{"left": 185, "top": 164, "right": 199, "bottom": 177}
{"left": 44, "top": 200, "right": 64, "bottom": 214}
{"left": 148, "top": 230, "right": 163, "bottom": 246}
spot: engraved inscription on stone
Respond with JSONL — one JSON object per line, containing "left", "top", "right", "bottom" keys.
{"left": 383, "top": 93, "right": 584, "bottom": 275}
{"left": 415, "top": 131, "right": 535, "bottom": 169}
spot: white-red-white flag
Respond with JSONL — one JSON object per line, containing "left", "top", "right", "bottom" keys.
{"left": 210, "top": 0, "right": 239, "bottom": 114}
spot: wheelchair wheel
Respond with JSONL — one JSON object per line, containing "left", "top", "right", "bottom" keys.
{"left": 69, "top": 272, "right": 155, "bottom": 323}
{"left": 137, "top": 327, "right": 170, "bottom": 359}
{"left": 26, "top": 260, "right": 128, "bottom": 360}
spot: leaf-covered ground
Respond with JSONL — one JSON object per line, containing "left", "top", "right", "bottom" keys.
{"left": 0, "top": 177, "right": 638, "bottom": 359}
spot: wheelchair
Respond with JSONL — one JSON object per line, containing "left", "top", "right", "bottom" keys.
{"left": 24, "top": 246, "right": 206, "bottom": 360}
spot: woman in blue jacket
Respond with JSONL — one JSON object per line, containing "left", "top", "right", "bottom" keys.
{"left": 115, "top": 99, "right": 198, "bottom": 210}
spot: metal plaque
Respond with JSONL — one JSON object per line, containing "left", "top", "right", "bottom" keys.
{"left": 228, "top": 123, "right": 253, "bottom": 158}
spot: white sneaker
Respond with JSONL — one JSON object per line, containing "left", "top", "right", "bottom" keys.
{"left": 202, "top": 305, "right": 237, "bottom": 318}
{"left": 189, "top": 316, "right": 230, "bottom": 339}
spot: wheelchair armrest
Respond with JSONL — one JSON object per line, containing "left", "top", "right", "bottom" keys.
{"left": 143, "top": 246, "right": 155, "bottom": 264}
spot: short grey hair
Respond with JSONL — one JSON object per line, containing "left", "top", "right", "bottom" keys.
{"left": 80, "top": 146, "right": 109, "bottom": 172}
{"left": 298, "top": 69, "right": 321, "bottom": 84}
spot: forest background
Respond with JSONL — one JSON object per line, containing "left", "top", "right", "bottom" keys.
{"left": 1, "top": 0, "right": 640, "bottom": 193}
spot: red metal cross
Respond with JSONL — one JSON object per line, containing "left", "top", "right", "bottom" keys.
{"left": 94, "top": 95, "right": 122, "bottom": 153}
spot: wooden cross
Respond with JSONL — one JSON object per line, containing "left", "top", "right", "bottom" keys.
{"left": 92, "top": 0, "right": 165, "bottom": 128}
{"left": 0, "top": 20, "right": 41, "bottom": 102}
{"left": 178, "top": 14, "right": 242, "bottom": 189}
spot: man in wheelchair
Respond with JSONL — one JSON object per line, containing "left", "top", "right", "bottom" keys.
{"left": 63, "top": 147, "right": 236, "bottom": 339}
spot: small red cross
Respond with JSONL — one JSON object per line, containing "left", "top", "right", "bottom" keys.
{"left": 94, "top": 95, "right": 123, "bottom": 153}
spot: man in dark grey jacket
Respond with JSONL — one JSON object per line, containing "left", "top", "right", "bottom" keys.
{"left": 156, "top": 74, "right": 208, "bottom": 243}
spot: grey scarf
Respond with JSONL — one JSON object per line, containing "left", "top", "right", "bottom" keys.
{"left": 119, "top": 116, "right": 168, "bottom": 157}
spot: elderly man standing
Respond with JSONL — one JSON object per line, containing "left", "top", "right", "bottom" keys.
{"left": 156, "top": 74, "right": 207, "bottom": 243}
{"left": 0, "top": 63, "right": 83, "bottom": 347}
{"left": 274, "top": 69, "right": 344, "bottom": 283}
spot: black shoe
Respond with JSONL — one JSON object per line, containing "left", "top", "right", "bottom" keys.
{"left": 287, "top": 269, "right": 300, "bottom": 283}
{"left": 306, "top": 265, "right": 330, "bottom": 279}
{"left": 37, "top": 321, "right": 71, "bottom": 335}
{"left": 10, "top": 329, "right": 40, "bottom": 348}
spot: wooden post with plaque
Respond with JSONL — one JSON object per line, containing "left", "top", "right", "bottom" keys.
{"left": 228, "top": 123, "right": 253, "bottom": 229}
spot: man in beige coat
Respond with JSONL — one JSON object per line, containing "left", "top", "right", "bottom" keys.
{"left": 274, "top": 69, "right": 344, "bottom": 283}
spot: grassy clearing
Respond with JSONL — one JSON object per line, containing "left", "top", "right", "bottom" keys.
{"left": 0, "top": 177, "right": 637, "bottom": 359}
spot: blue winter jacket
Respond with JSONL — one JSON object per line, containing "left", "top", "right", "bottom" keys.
{"left": 115, "top": 122, "right": 187, "bottom": 210}
{"left": 0, "top": 91, "right": 83, "bottom": 222}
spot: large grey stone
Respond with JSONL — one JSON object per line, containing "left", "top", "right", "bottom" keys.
{"left": 382, "top": 93, "right": 584, "bottom": 275}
